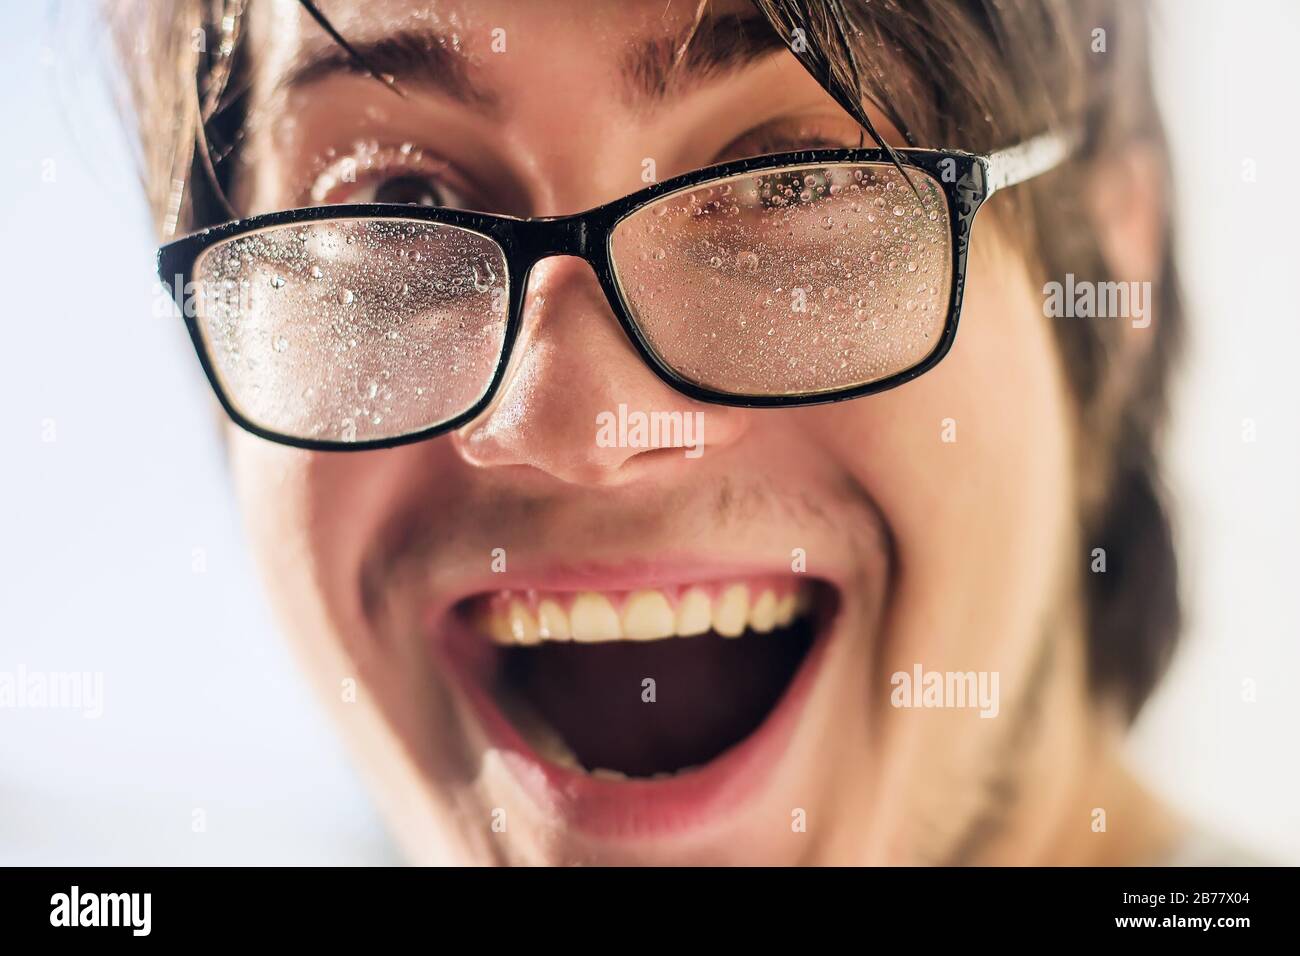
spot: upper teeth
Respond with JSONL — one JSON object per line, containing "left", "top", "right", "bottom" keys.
{"left": 477, "top": 582, "right": 811, "bottom": 646}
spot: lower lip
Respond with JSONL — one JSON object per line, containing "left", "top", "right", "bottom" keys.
{"left": 434, "top": 605, "right": 836, "bottom": 841}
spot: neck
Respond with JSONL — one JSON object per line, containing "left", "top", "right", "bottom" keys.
{"left": 1012, "top": 638, "right": 1183, "bottom": 865}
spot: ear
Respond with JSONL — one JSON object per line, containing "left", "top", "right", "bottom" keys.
{"left": 1077, "top": 142, "right": 1169, "bottom": 509}
{"left": 1087, "top": 141, "right": 1167, "bottom": 343}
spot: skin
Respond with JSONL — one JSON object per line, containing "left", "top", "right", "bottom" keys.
{"left": 224, "top": 0, "right": 1180, "bottom": 864}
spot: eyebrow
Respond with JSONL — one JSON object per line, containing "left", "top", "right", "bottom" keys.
{"left": 621, "top": 13, "right": 789, "bottom": 105}
{"left": 280, "top": 29, "right": 500, "bottom": 113}
{"left": 278, "top": 14, "right": 787, "bottom": 114}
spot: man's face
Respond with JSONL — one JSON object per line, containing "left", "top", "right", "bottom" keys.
{"left": 232, "top": 0, "right": 1083, "bottom": 864}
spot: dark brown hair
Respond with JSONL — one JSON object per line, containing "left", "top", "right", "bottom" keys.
{"left": 107, "top": 0, "right": 1182, "bottom": 721}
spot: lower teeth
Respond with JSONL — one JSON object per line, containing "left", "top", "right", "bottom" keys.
{"left": 496, "top": 692, "right": 582, "bottom": 771}
{"left": 497, "top": 689, "right": 709, "bottom": 780}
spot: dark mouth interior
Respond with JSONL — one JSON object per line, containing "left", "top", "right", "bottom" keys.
{"left": 490, "top": 598, "right": 824, "bottom": 779}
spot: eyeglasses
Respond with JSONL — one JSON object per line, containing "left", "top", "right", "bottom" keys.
{"left": 157, "top": 132, "right": 1074, "bottom": 450}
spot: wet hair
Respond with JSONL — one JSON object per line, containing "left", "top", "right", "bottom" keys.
{"left": 106, "top": 0, "right": 1182, "bottom": 722}
{"left": 743, "top": 1, "right": 1184, "bottom": 723}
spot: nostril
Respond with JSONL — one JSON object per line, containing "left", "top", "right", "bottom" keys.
{"left": 593, "top": 405, "right": 710, "bottom": 461}
{"left": 629, "top": 444, "right": 708, "bottom": 466}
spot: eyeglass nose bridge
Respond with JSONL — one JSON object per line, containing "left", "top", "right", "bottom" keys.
{"left": 512, "top": 213, "right": 600, "bottom": 265}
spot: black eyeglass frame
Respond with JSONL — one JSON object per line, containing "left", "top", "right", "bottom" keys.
{"left": 157, "top": 132, "right": 1074, "bottom": 451}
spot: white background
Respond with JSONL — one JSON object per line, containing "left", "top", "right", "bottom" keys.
{"left": 0, "top": 1, "right": 1295, "bottom": 864}
{"left": 1128, "top": 0, "right": 1300, "bottom": 862}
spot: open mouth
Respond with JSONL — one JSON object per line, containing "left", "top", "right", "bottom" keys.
{"left": 445, "top": 576, "right": 837, "bottom": 782}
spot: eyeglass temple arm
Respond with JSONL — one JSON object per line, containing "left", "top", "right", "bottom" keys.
{"left": 983, "top": 127, "right": 1081, "bottom": 194}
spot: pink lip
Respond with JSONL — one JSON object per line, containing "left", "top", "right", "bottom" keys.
{"left": 428, "top": 563, "right": 839, "bottom": 842}
{"left": 441, "top": 556, "right": 826, "bottom": 600}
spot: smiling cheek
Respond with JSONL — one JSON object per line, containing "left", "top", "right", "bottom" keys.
{"left": 226, "top": 431, "right": 444, "bottom": 738}
{"left": 228, "top": 430, "right": 484, "bottom": 833}
{"left": 810, "top": 231, "right": 1076, "bottom": 712}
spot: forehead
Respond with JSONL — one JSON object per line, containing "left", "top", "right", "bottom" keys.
{"left": 253, "top": 0, "right": 764, "bottom": 90}
{"left": 265, "top": 0, "right": 754, "bottom": 34}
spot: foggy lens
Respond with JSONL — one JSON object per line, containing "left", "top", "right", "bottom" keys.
{"left": 192, "top": 218, "right": 509, "bottom": 443}
{"left": 609, "top": 163, "right": 952, "bottom": 396}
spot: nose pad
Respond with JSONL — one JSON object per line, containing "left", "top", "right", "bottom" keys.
{"left": 451, "top": 255, "right": 749, "bottom": 486}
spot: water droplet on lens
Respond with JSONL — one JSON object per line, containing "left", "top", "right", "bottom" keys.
{"left": 269, "top": 275, "right": 286, "bottom": 289}
{"left": 273, "top": 336, "right": 289, "bottom": 353}
{"left": 472, "top": 261, "right": 497, "bottom": 291}
{"left": 337, "top": 289, "right": 354, "bottom": 305}
{"left": 310, "top": 266, "right": 324, "bottom": 279}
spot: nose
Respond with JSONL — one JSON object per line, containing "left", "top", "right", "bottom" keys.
{"left": 451, "top": 256, "right": 749, "bottom": 487}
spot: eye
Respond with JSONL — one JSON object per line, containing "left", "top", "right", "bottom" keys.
{"left": 355, "top": 173, "right": 473, "bottom": 210}
{"left": 369, "top": 174, "right": 448, "bottom": 206}
{"left": 306, "top": 145, "right": 478, "bottom": 209}
{"left": 713, "top": 118, "right": 862, "bottom": 165}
